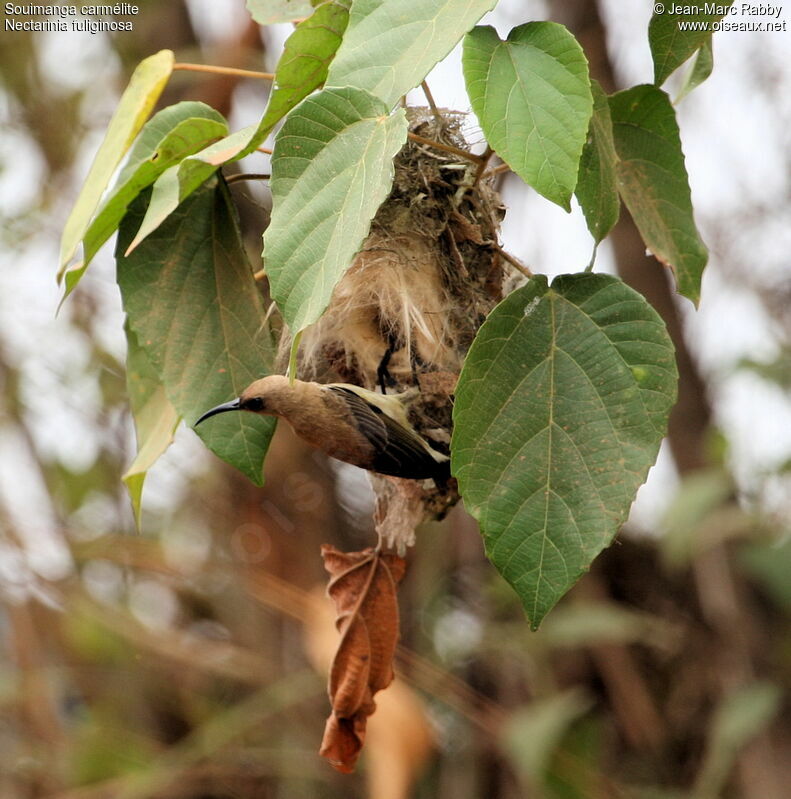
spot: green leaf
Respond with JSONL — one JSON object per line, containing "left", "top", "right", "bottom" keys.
{"left": 694, "top": 682, "right": 781, "bottom": 799}
{"left": 122, "top": 322, "right": 180, "bottom": 527}
{"left": 123, "top": 125, "right": 261, "bottom": 255}
{"left": 740, "top": 536, "right": 791, "bottom": 611}
{"left": 540, "top": 602, "right": 677, "bottom": 650}
{"left": 463, "top": 23, "right": 593, "bottom": 211}
{"left": 59, "top": 102, "right": 228, "bottom": 297}
{"left": 736, "top": 349, "right": 791, "bottom": 390}
{"left": 502, "top": 690, "right": 592, "bottom": 783}
{"left": 649, "top": 2, "right": 732, "bottom": 85}
{"left": 264, "top": 86, "right": 407, "bottom": 333}
{"left": 72, "top": 716, "right": 155, "bottom": 784}
{"left": 676, "top": 37, "right": 714, "bottom": 102}
{"left": 262, "top": 0, "right": 350, "bottom": 128}
{"left": 59, "top": 49, "right": 174, "bottom": 273}
{"left": 609, "top": 85, "right": 708, "bottom": 306}
{"left": 452, "top": 274, "right": 677, "bottom": 628}
{"left": 125, "top": 3, "right": 349, "bottom": 253}
{"left": 246, "top": 0, "right": 313, "bottom": 24}
{"left": 575, "top": 79, "right": 619, "bottom": 244}
{"left": 327, "top": 0, "right": 496, "bottom": 108}
{"left": 659, "top": 467, "right": 734, "bottom": 566}
{"left": 116, "top": 180, "right": 276, "bottom": 485}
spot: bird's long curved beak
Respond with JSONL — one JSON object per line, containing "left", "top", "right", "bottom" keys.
{"left": 194, "top": 398, "right": 241, "bottom": 426}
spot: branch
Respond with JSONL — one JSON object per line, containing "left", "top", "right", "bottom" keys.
{"left": 173, "top": 63, "right": 275, "bottom": 80}
{"left": 421, "top": 80, "right": 444, "bottom": 124}
{"left": 482, "top": 162, "right": 511, "bottom": 179}
{"left": 472, "top": 145, "right": 494, "bottom": 187}
{"left": 485, "top": 240, "right": 533, "bottom": 278}
{"left": 226, "top": 173, "right": 270, "bottom": 184}
{"left": 406, "top": 132, "right": 483, "bottom": 164}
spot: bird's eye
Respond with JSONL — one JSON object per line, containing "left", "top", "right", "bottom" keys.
{"left": 243, "top": 397, "right": 264, "bottom": 411}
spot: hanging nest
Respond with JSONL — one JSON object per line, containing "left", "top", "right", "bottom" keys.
{"left": 282, "top": 108, "right": 510, "bottom": 549}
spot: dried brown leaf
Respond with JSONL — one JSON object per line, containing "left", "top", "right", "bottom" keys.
{"left": 319, "top": 545, "right": 407, "bottom": 773}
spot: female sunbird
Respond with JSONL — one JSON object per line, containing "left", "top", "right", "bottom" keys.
{"left": 194, "top": 376, "right": 450, "bottom": 481}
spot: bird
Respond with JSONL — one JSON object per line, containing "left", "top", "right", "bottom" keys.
{"left": 194, "top": 375, "right": 451, "bottom": 482}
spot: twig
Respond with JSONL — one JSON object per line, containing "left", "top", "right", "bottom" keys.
{"left": 482, "top": 162, "right": 512, "bottom": 179}
{"left": 485, "top": 240, "right": 533, "bottom": 278}
{"left": 443, "top": 227, "right": 469, "bottom": 279}
{"left": 253, "top": 269, "right": 266, "bottom": 282}
{"left": 407, "top": 132, "right": 483, "bottom": 164}
{"left": 173, "top": 62, "right": 275, "bottom": 80}
{"left": 421, "top": 80, "right": 443, "bottom": 124}
{"left": 226, "top": 173, "right": 271, "bottom": 184}
{"left": 472, "top": 145, "right": 494, "bottom": 187}
{"left": 256, "top": 147, "right": 273, "bottom": 155}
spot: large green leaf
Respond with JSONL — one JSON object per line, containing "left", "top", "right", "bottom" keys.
{"left": 263, "top": 0, "right": 350, "bottom": 127}
{"left": 327, "top": 0, "right": 496, "bottom": 109}
{"left": 122, "top": 322, "right": 180, "bottom": 526}
{"left": 116, "top": 180, "right": 276, "bottom": 485}
{"left": 609, "top": 85, "right": 708, "bottom": 306}
{"left": 575, "top": 79, "right": 619, "bottom": 244}
{"left": 676, "top": 38, "right": 714, "bottom": 102}
{"left": 123, "top": 125, "right": 259, "bottom": 255}
{"left": 264, "top": 86, "right": 407, "bottom": 333}
{"left": 125, "top": 2, "right": 349, "bottom": 254}
{"left": 246, "top": 0, "right": 313, "bottom": 24}
{"left": 463, "top": 23, "right": 593, "bottom": 211}
{"left": 452, "top": 274, "right": 677, "bottom": 628}
{"left": 60, "top": 102, "right": 228, "bottom": 297}
{"left": 59, "top": 50, "right": 174, "bottom": 274}
{"left": 649, "top": 2, "right": 733, "bottom": 85}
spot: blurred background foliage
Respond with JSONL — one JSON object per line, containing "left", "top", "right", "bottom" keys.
{"left": 1, "top": 1, "right": 790, "bottom": 797}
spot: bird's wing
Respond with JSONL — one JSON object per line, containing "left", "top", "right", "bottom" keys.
{"left": 326, "top": 386, "right": 447, "bottom": 479}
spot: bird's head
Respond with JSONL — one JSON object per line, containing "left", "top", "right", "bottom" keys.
{"left": 193, "top": 375, "right": 293, "bottom": 426}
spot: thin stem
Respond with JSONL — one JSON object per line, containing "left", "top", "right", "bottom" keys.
{"left": 253, "top": 269, "right": 266, "bottom": 282}
{"left": 226, "top": 173, "right": 271, "bottom": 184}
{"left": 173, "top": 62, "right": 275, "bottom": 80}
{"left": 486, "top": 241, "right": 533, "bottom": 278}
{"left": 585, "top": 243, "right": 599, "bottom": 272}
{"left": 482, "top": 162, "right": 512, "bottom": 179}
{"left": 407, "top": 132, "right": 483, "bottom": 164}
{"left": 256, "top": 147, "right": 273, "bottom": 155}
{"left": 421, "top": 80, "right": 443, "bottom": 124}
{"left": 472, "top": 145, "right": 494, "bottom": 186}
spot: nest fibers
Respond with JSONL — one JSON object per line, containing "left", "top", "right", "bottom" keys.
{"left": 278, "top": 108, "right": 510, "bottom": 541}
{"left": 291, "top": 109, "right": 506, "bottom": 387}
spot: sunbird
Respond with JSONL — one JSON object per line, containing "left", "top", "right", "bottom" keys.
{"left": 194, "top": 376, "right": 450, "bottom": 482}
